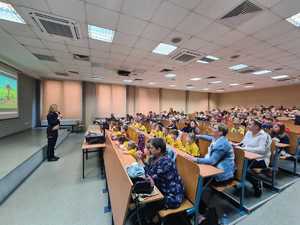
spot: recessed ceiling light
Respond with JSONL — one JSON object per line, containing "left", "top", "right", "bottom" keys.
{"left": 88, "top": 25, "right": 115, "bottom": 43}
{"left": 216, "top": 89, "right": 224, "bottom": 92}
{"left": 229, "top": 83, "right": 240, "bottom": 86}
{"left": 205, "top": 55, "right": 220, "bottom": 61}
{"left": 229, "top": 64, "right": 248, "bottom": 71}
{"left": 252, "top": 70, "right": 272, "bottom": 75}
{"left": 245, "top": 85, "right": 254, "bottom": 88}
{"left": 152, "top": 43, "right": 177, "bottom": 55}
{"left": 286, "top": 12, "right": 300, "bottom": 27}
{"left": 190, "top": 77, "right": 202, "bottom": 81}
{"left": 197, "top": 60, "right": 209, "bottom": 64}
{"left": 271, "top": 75, "right": 289, "bottom": 80}
{"left": 209, "top": 80, "right": 222, "bottom": 84}
{"left": 123, "top": 79, "right": 133, "bottom": 83}
{"left": 169, "top": 84, "right": 176, "bottom": 87}
{"left": 165, "top": 73, "right": 176, "bottom": 78}
{"left": 149, "top": 82, "right": 156, "bottom": 85}
{"left": 201, "top": 88, "right": 209, "bottom": 91}
{"left": 0, "top": 1, "right": 26, "bottom": 24}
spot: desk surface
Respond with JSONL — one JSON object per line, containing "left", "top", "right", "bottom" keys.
{"left": 82, "top": 141, "right": 106, "bottom": 150}
{"left": 244, "top": 150, "right": 263, "bottom": 160}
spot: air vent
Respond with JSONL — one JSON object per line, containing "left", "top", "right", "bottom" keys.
{"left": 244, "top": 82, "right": 254, "bottom": 85}
{"left": 274, "top": 67, "right": 282, "bottom": 71}
{"left": 29, "top": 11, "right": 81, "bottom": 40}
{"left": 221, "top": 1, "right": 262, "bottom": 19}
{"left": 160, "top": 68, "right": 173, "bottom": 73}
{"left": 230, "top": 54, "right": 240, "bottom": 59}
{"left": 238, "top": 68, "right": 256, "bottom": 74}
{"left": 33, "top": 54, "right": 57, "bottom": 62}
{"left": 55, "top": 72, "right": 69, "bottom": 76}
{"left": 73, "top": 54, "right": 89, "bottom": 61}
{"left": 68, "top": 70, "right": 79, "bottom": 74}
{"left": 276, "top": 78, "right": 291, "bottom": 82}
{"left": 134, "top": 78, "right": 143, "bottom": 81}
{"left": 206, "top": 76, "right": 217, "bottom": 79}
{"left": 170, "top": 49, "right": 203, "bottom": 64}
{"left": 220, "top": 1, "right": 263, "bottom": 27}
{"left": 117, "top": 70, "right": 131, "bottom": 77}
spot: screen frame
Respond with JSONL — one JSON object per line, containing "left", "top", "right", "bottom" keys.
{"left": 0, "top": 69, "right": 19, "bottom": 120}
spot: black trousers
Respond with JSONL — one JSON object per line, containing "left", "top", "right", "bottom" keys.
{"left": 247, "top": 160, "right": 267, "bottom": 188}
{"left": 47, "top": 135, "right": 58, "bottom": 159}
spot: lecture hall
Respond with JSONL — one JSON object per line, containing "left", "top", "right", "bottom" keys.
{"left": 0, "top": 1, "right": 300, "bottom": 225}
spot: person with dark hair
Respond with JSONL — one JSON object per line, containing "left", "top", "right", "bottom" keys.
{"left": 188, "top": 124, "right": 235, "bottom": 183}
{"left": 271, "top": 123, "right": 289, "bottom": 144}
{"left": 237, "top": 119, "right": 272, "bottom": 197}
{"left": 137, "top": 138, "right": 184, "bottom": 224}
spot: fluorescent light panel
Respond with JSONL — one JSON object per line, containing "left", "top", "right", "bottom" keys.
{"left": 229, "top": 64, "right": 248, "bottom": 70}
{"left": 271, "top": 75, "right": 289, "bottom": 80}
{"left": 245, "top": 85, "right": 254, "bottom": 88}
{"left": 152, "top": 43, "right": 177, "bottom": 55}
{"left": 209, "top": 80, "right": 222, "bottom": 84}
{"left": 197, "top": 60, "right": 209, "bottom": 64}
{"left": 169, "top": 84, "right": 176, "bottom": 87}
{"left": 286, "top": 12, "right": 300, "bottom": 27}
{"left": 165, "top": 73, "right": 176, "bottom": 78}
{"left": 149, "top": 82, "right": 156, "bottom": 85}
{"left": 205, "top": 55, "right": 220, "bottom": 61}
{"left": 88, "top": 25, "right": 115, "bottom": 43}
{"left": 123, "top": 79, "right": 133, "bottom": 83}
{"left": 252, "top": 70, "right": 272, "bottom": 75}
{"left": 0, "top": 1, "right": 25, "bottom": 24}
{"left": 190, "top": 77, "right": 202, "bottom": 81}
{"left": 229, "top": 83, "right": 240, "bottom": 86}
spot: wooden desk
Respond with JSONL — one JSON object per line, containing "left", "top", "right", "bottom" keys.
{"left": 81, "top": 140, "right": 106, "bottom": 179}
{"left": 105, "top": 132, "right": 163, "bottom": 225}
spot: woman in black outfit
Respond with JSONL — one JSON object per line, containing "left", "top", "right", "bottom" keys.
{"left": 47, "top": 104, "right": 61, "bottom": 161}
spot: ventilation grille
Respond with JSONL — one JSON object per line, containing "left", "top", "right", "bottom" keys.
{"left": 68, "top": 70, "right": 79, "bottom": 74}
{"left": 276, "top": 78, "right": 291, "bottom": 82}
{"left": 160, "top": 68, "right": 173, "bottom": 73}
{"left": 134, "top": 78, "right": 143, "bottom": 81}
{"left": 222, "top": 1, "right": 262, "bottom": 19}
{"left": 220, "top": 1, "right": 263, "bottom": 27}
{"left": 55, "top": 72, "right": 69, "bottom": 76}
{"left": 238, "top": 67, "right": 257, "bottom": 74}
{"left": 170, "top": 49, "right": 203, "bottom": 64}
{"left": 206, "top": 76, "right": 217, "bottom": 79}
{"left": 33, "top": 53, "right": 57, "bottom": 62}
{"left": 29, "top": 11, "right": 81, "bottom": 40}
{"left": 73, "top": 54, "right": 89, "bottom": 61}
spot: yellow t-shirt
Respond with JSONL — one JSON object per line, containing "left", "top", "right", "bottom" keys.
{"left": 230, "top": 127, "right": 245, "bottom": 135}
{"left": 184, "top": 143, "right": 200, "bottom": 157}
{"left": 165, "top": 135, "right": 173, "bottom": 145}
{"left": 155, "top": 130, "right": 164, "bottom": 138}
{"left": 112, "top": 131, "right": 122, "bottom": 137}
{"left": 127, "top": 148, "right": 137, "bottom": 158}
{"left": 173, "top": 139, "right": 184, "bottom": 151}
{"left": 139, "top": 125, "right": 147, "bottom": 133}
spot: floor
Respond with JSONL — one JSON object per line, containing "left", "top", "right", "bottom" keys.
{"left": 1, "top": 132, "right": 300, "bottom": 225}
{"left": 0, "top": 133, "right": 111, "bottom": 225}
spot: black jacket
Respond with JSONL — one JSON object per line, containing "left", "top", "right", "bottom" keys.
{"left": 47, "top": 112, "right": 60, "bottom": 137}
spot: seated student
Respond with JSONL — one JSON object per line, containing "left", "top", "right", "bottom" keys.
{"left": 238, "top": 119, "right": 272, "bottom": 197}
{"left": 230, "top": 118, "right": 245, "bottom": 135}
{"left": 183, "top": 133, "right": 200, "bottom": 157}
{"left": 111, "top": 125, "right": 122, "bottom": 139}
{"left": 122, "top": 141, "right": 138, "bottom": 158}
{"left": 271, "top": 122, "right": 290, "bottom": 156}
{"left": 153, "top": 123, "right": 164, "bottom": 138}
{"left": 137, "top": 138, "right": 184, "bottom": 223}
{"left": 169, "top": 129, "right": 184, "bottom": 151}
{"left": 189, "top": 124, "right": 235, "bottom": 184}
{"left": 167, "top": 120, "right": 178, "bottom": 130}
{"left": 181, "top": 121, "right": 191, "bottom": 133}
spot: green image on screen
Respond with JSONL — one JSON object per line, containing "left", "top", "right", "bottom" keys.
{"left": 0, "top": 72, "right": 18, "bottom": 111}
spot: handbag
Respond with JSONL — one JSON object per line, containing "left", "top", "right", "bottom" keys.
{"left": 131, "top": 177, "right": 154, "bottom": 194}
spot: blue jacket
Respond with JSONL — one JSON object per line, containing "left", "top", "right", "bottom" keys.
{"left": 195, "top": 135, "right": 235, "bottom": 182}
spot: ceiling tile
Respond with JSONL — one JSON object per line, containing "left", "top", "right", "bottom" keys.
{"left": 169, "top": 0, "right": 202, "bottom": 10}
{"left": 89, "top": 39, "right": 111, "bottom": 51}
{"left": 113, "top": 31, "right": 139, "bottom": 47}
{"left": 47, "top": 0, "right": 85, "bottom": 22}
{"left": 271, "top": 0, "right": 300, "bottom": 18}
{"left": 196, "top": 22, "right": 231, "bottom": 42}
{"left": 14, "top": 36, "right": 45, "bottom": 48}
{"left": 122, "top": 0, "right": 163, "bottom": 20}
{"left": 176, "top": 13, "right": 212, "bottom": 35}
{"left": 141, "top": 23, "right": 171, "bottom": 42}
{"left": 151, "top": 1, "right": 189, "bottom": 29}
{"left": 86, "top": 3, "right": 119, "bottom": 30}
{"left": 85, "top": 0, "right": 123, "bottom": 11}
{"left": 133, "top": 38, "right": 158, "bottom": 51}
{"left": 117, "top": 14, "right": 148, "bottom": 36}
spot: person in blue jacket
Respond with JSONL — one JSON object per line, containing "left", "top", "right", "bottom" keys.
{"left": 189, "top": 123, "right": 235, "bottom": 184}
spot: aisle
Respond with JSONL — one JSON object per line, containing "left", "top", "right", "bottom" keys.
{"left": 0, "top": 133, "right": 111, "bottom": 225}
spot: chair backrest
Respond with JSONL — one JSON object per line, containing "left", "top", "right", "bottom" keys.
{"left": 197, "top": 139, "right": 211, "bottom": 157}
{"left": 176, "top": 154, "right": 200, "bottom": 204}
{"left": 288, "top": 132, "right": 300, "bottom": 155}
{"left": 127, "top": 127, "right": 138, "bottom": 143}
{"left": 233, "top": 148, "right": 245, "bottom": 181}
{"left": 227, "top": 131, "right": 244, "bottom": 143}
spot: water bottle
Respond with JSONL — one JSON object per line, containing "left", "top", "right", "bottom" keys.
{"left": 219, "top": 213, "right": 229, "bottom": 225}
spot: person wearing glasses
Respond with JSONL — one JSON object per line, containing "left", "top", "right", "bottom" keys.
{"left": 187, "top": 123, "right": 235, "bottom": 184}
